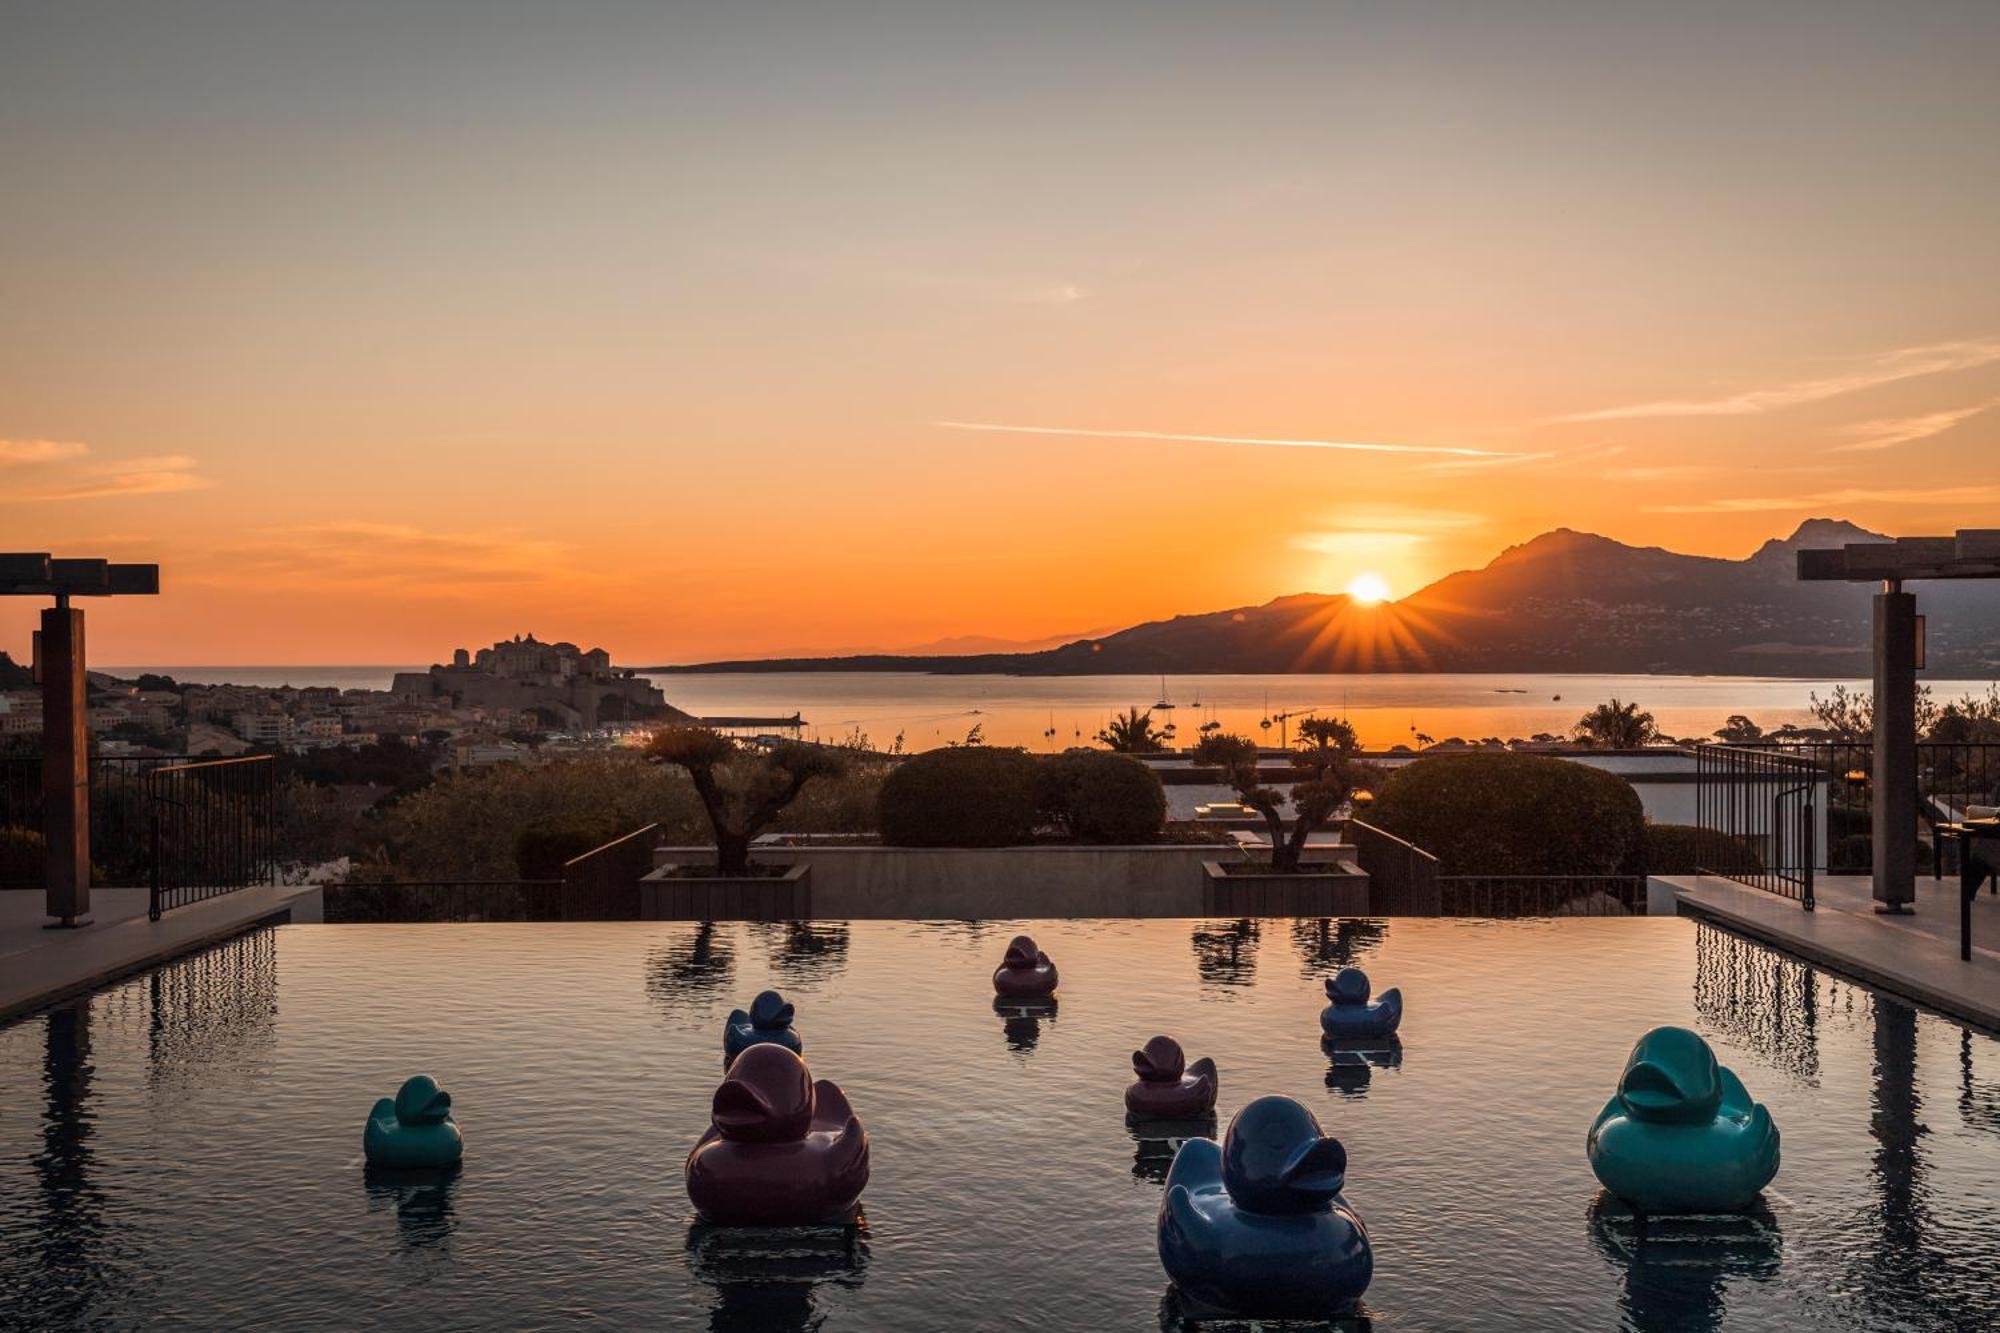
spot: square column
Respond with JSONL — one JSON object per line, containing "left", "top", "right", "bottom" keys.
{"left": 1871, "top": 588, "right": 1917, "bottom": 911}
{"left": 41, "top": 606, "right": 91, "bottom": 925}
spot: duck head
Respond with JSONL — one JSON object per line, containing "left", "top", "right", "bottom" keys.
{"left": 393, "top": 1074, "right": 453, "bottom": 1126}
{"left": 710, "top": 1043, "right": 814, "bottom": 1143}
{"left": 1325, "top": 967, "right": 1371, "bottom": 1006}
{"left": 747, "top": 989, "right": 794, "bottom": 1031}
{"left": 1221, "top": 1095, "right": 1348, "bottom": 1214}
{"left": 1616, "top": 1026, "right": 1723, "bottom": 1124}
{"left": 1133, "top": 1035, "right": 1186, "bottom": 1083}
{"left": 1002, "top": 935, "right": 1043, "bottom": 970}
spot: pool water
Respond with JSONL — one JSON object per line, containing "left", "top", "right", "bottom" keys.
{"left": 2, "top": 918, "right": 1996, "bottom": 1332}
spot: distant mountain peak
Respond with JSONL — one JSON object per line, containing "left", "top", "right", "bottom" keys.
{"left": 1749, "top": 517, "right": 1887, "bottom": 565}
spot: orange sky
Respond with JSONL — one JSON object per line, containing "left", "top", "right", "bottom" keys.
{"left": 3, "top": 4, "right": 1997, "bottom": 665}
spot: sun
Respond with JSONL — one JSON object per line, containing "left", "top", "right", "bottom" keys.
{"left": 1345, "top": 572, "right": 1392, "bottom": 605}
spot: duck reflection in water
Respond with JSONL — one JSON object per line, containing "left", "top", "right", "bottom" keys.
{"left": 647, "top": 922, "right": 738, "bottom": 1012}
{"left": 1322, "top": 1035, "right": 1404, "bottom": 1097}
{"left": 1158, "top": 1286, "right": 1373, "bottom": 1332}
{"left": 994, "top": 996, "right": 1057, "bottom": 1052}
{"left": 750, "top": 920, "right": 852, "bottom": 989}
{"left": 1588, "top": 1194, "right": 1782, "bottom": 1333}
{"left": 1128, "top": 1116, "right": 1218, "bottom": 1185}
{"left": 363, "top": 1166, "right": 461, "bottom": 1252}
{"left": 687, "top": 1217, "right": 867, "bottom": 1333}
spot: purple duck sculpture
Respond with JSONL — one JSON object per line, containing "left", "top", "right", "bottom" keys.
{"left": 993, "top": 934, "right": 1059, "bottom": 999}
{"left": 685, "top": 1044, "right": 870, "bottom": 1226}
{"left": 1126, "top": 1036, "right": 1220, "bottom": 1120}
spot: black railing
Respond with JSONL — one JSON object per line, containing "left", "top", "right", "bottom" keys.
{"left": 323, "top": 880, "right": 567, "bottom": 922}
{"left": 1347, "top": 820, "right": 1440, "bottom": 915}
{"left": 1437, "top": 875, "right": 1647, "bottom": 917}
{"left": 2, "top": 754, "right": 199, "bottom": 887}
{"left": 145, "top": 757, "right": 278, "bottom": 919}
{"left": 1694, "top": 745, "right": 1817, "bottom": 908}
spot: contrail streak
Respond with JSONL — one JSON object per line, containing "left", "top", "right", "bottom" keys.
{"left": 932, "top": 421, "right": 1521, "bottom": 459}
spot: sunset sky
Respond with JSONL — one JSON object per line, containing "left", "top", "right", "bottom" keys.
{"left": 4, "top": 2, "right": 1997, "bottom": 665}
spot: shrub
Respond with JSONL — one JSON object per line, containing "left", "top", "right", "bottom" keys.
{"left": 1642, "top": 822, "right": 1762, "bottom": 875}
{"left": 1366, "top": 752, "right": 1644, "bottom": 876}
{"left": 1, "top": 825, "right": 47, "bottom": 887}
{"left": 878, "top": 747, "right": 1040, "bottom": 847}
{"left": 514, "top": 813, "right": 626, "bottom": 880}
{"left": 1036, "top": 752, "right": 1167, "bottom": 843}
{"left": 1830, "top": 834, "right": 1933, "bottom": 873}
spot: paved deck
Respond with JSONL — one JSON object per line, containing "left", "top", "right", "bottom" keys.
{"left": 1669, "top": 872, "right": 2000, "bottom": 1031}
{"left": 0, "top": 884, "right": 321, "bottom": 1024}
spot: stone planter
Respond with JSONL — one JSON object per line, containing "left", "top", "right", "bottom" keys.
{"left": 640, "top": 863, "right": 810, "bottom": 921}
{"left": 1200, "top": 861, "right": 1371, "bottom": 916}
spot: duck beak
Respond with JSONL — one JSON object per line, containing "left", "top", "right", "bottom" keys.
{"left": 1620, "top": 1058, "right": 1685, "bottom": 1113}
{"left": 1280, "top": 1137, "right": 1348, "bottom": 1195}
{"left": 712, "top": 1080, "right": 773, "bottom": 1132}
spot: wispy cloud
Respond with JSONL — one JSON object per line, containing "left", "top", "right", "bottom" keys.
{"left": 3, "top": 451, "right": 209, "bottom": 502}
{"left": 1292, "top": 506, "right": 1486, "bottom": 559}
{"left": 195, "top": 522, "right": 598, "bottom": 593}
{"left": 1645, "top": 484, "right": 2000, "bottom": 514}
{"left": 0, "top": 439, "right": 90, "bottom": 465}
{"left": 1550, "top": 338, "right": 2000, "bottom": 423}
{"left": 934, "top": 421, "right": 1522, "bottom": 460}
{"left": 1832, "top": 398, "right": 2000, "bottom": 453}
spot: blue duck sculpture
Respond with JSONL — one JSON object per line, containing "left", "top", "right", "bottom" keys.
{"left": 1319, "top": 967, "right": 1402, "bottom": 1040}
{"left": 724, "top": 989, "right": 802, "bottom": 1062}
{"left": 364, "top": 1074, "right": 464, "bottom": 1171}
{"left": 1588, "top": 1026, "right": 1779, "bottom": 1214}
{"left": 1157, "top": 1095, "right": 1372, "bottom": 1317}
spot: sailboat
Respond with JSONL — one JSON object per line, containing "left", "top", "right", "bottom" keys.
{"left": 1153, "top": 676, "right": 1176, "bottom": 710}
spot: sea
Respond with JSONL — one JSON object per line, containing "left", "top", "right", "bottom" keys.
{"left": 99, "top": 667, "right": 1997, "bottom": 751}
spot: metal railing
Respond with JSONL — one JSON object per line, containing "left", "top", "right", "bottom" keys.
{"left": 1347, "top": 820, "right": 1440, "bottom": 914}
{"left": 145, "top": 757, "right": 278, "bottom": 919}
{"left": 1437, "top": 875, "right": 1647, "bottom": 917}
{"left": 2, "top": 755, "right": 199, "bottom": 887}
{"left": 1694, "top": 745, "right": 1817, "bottom": 908}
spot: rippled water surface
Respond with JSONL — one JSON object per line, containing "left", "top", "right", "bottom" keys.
{"left": 2, "top": 918, "right": 1996, "bottom": 1332}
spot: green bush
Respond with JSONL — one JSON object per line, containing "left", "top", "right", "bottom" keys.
{"left": 1642, "top": 822, "right": 1762, "bottom": 875}
{"left": 1036, "top": 752, "right": 1167, "bottom": 843}
{"left": 1830, "top": 834, "right": 1933, "bottom": 873}
{"left": 514, "top": 813, "right": 626, "bottom": 879}
{"left": 878, "top": 747, "right": 1040, "bottom": 847}
{"left": 1366, "top": 752, "right": 1645, "bottom": 876}
{"left": 1, "top": 825, "right": 47, "bottom": 887}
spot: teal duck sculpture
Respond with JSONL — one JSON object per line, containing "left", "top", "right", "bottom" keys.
{"left": 1587, "top": 1026, "right": 1778, "bottom": 1214}
{"left": 364, "top": 1074, "right": 464, "bottom": 1171}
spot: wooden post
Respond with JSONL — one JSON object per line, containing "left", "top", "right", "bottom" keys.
{"left": 41, "top": 604, "right": 91, "bottom": 925}
{"left": 1871, "top": 586, "right": 1917, "bottom": 912}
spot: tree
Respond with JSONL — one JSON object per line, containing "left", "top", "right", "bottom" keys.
{"left": 1194, "top": 715, "right": 1361, "bottom": 873}
{"left": 1714, "top": 714, "right": 1765, "bottom": 745}
{"left": 1808, "top": 683, "right": 1940, "bottom": 741}
{"left": 646, "top": 726, "right": 847, "bottom": 875}
{"left": 1097, "top": 707, "right": 1168, "bottom": 753}
{"left": 1572, "top": 698, "right": 1658, "bottom": 748}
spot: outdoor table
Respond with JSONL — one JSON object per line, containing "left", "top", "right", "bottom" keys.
{"left": 1937, "top": 821, "right": 2000, "bottom": 962}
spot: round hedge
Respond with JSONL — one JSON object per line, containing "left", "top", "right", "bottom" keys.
{"left": 1365, "top": 752, "right": 1644, "bottom": 876}
{"left": 878, "top": 746, "right": 1042, "bottom": 847}
{"left": 1642, "top": 822, "right": 1761, "bottom": 875}
{"left": 1036, "top": 752, "right": 1167, "bottom": 844}
{"left": 514, "top": 813, "right": 624, "bottom": 879}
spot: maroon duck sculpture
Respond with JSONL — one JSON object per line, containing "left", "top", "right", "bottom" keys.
{"left": 1125, "top": 1035, "right": 1219, "bottom": 1120}
{"left": 685, "top": 1044, "right": 870, "bottom": 1226}
{"left": 993, "top": 934, "right": 1059, "bottom": 999}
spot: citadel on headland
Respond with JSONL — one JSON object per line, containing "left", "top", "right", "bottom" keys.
{"left": 392, "top": 634, "right": 674, "bottom": 730}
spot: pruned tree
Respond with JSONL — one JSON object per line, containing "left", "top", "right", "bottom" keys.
{"left": 645, "top": 726, "right": 847, "bottom": 875}
{"left": 1195, "top": 715, "right": 1362, "bottom": 873}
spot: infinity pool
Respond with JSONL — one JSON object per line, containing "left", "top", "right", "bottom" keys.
{"left": 2, "top": 917, "right": 1996, "bottom": 1331}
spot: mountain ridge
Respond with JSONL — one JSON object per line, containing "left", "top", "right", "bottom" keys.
{"left": 648, "top": 520, "right": 2000, "bottom": 677}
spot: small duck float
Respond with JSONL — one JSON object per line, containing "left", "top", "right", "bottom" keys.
{"left": 364, "top": 1074, "right": 464, "bottom": 1171}
{"left": 1158, "top": 1095, "right": 1372, "bottom": 1317}
{"left": 1587, "top": 1026, "right": 1779, "bottom": 1214}
{"left": 992, "top": 934, "right": 1058, "bottom": 999}
{"left": 1319, "top": 967, "right": 1402, "bottom": 1040}
{"left": 1125, "top": 1035, "right": 1219, "bottom": 1121}
{"left": 686, "top": 1044, "right": 870, "bottom": 1226}
{"left": 724, "top": 989, "right": 802, "bottom": 1062}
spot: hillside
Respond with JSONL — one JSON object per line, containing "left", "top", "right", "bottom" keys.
{"left": 656, "top": 520, "right": 2000, "bottom": 677}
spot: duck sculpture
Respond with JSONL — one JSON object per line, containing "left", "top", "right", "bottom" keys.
{"left": 685, "top": 1043, "right": 870, "bottom": 1226}
{"left": 363, "top": 1074, "right": 464, "bottom": 1171}
{"left": 1587, "top": 1026, "right": 1779, "bottom": 1214}
{"left": 992, "top": 934, "right": 1059, "bottom": 999}
{"left": 1158, "top": 1095, "right": 1372, "bottom": 1317}
{"left": 1319, "top": 967, "right": 1402, "bottom": 1040}
{"left": 724, "top": 989, "right": 802, "bottom": 1062}
{"left": 1125, "top": 1035, "right": 1219, "bottom": 1121}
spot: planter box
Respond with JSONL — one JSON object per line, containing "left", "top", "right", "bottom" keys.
{"left": 641, "top": 863, "right": 810, "bottom": 921}
{"left": 1200, "top": 861, "right": 1371, "bottom": 916}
